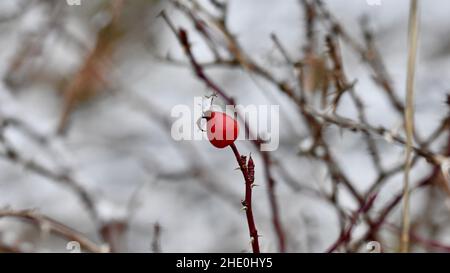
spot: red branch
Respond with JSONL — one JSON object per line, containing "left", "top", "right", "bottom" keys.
{"left": 230, "top": 143, "right": 260, "bottom": 253}
{"left": 327, "top": 193, "right": 378, "bottom": 252}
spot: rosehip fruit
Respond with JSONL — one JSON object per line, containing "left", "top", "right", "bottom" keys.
{"left": 205, "top": 111, "right": 239, "bottom": 148}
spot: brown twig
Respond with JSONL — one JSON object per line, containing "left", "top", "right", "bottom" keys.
{"left": 151, "top": 223, "right": 162, "bottom": 253}
{"left": 0, "top": 139, "right": 99, "bottom": 225}
{"left": 0, "top": 209, "right": 107, "bottom": 253}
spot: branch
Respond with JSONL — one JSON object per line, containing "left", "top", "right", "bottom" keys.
{"left": 401, "top": 0, "right": 420, "bottom": 252}
{"left": 327, "top": 193, "right": 378, "bottom": 253}
{"left": 0, "top": 209, "right": 107, "bottom": 253}
{"left": 0, "top": 133, "right": 100, "bottom": 230}
{"left": 230, "top": 143, "right": 260, "bottom": 253}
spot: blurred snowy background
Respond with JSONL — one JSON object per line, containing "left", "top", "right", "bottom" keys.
{"left": 0, "top": 0, "right": 450, "bottom": 253}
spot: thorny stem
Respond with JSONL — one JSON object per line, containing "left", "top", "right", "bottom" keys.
{"left": 230, "top": 143, "right": 260, "bottom": 253}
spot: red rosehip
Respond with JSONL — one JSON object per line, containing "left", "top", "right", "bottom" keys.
{"left": 205, "top": 111, "right": 239, "bottom": 148}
